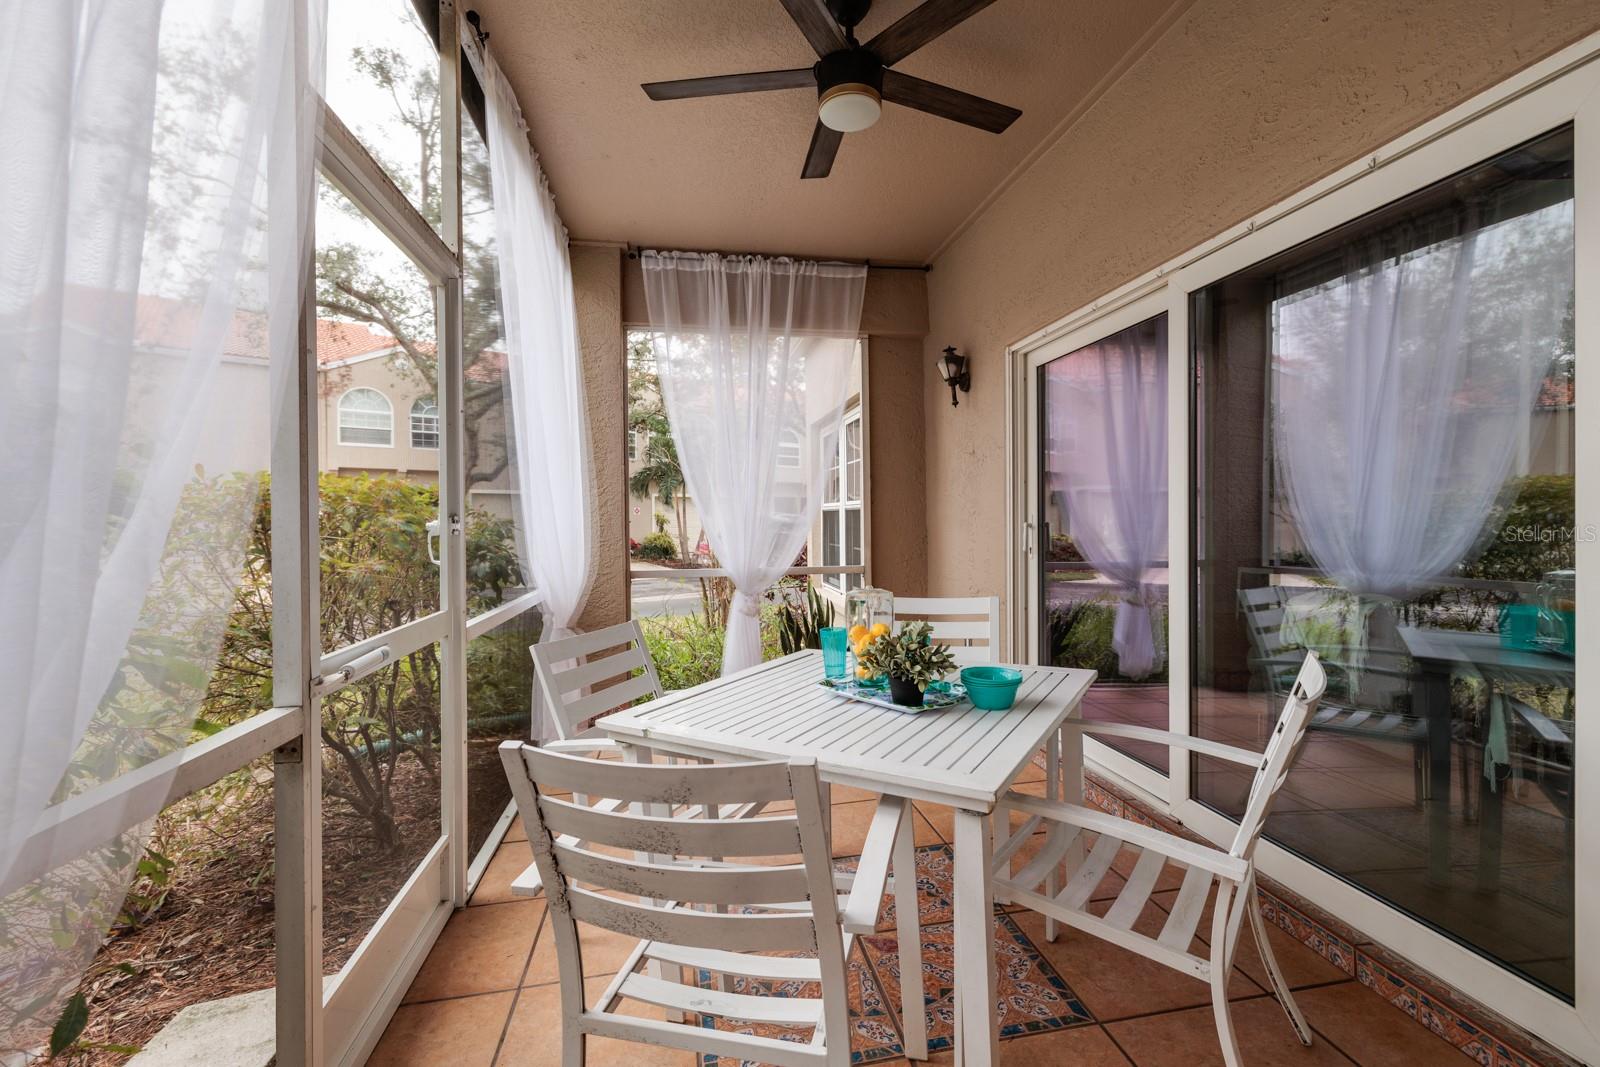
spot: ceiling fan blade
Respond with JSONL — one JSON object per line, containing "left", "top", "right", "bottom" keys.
{"left": 801, "top": 121, "right": 843, "bottom": 179}
{"left": 881, "top": 69, "right": 1020, "bottom": 133}
{"left": 777, "top": 0, "right": 847, "bottom": 57}
{"left": 865, "top": 0, "right": 999, "bottom": 66}
{"left": 643, "top": 68, "right": 815, "bottom": 101}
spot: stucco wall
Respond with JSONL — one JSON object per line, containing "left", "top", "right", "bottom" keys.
{"left": 920, "top": 0, "right": 1600, "bottom": 645}
{"left": 621, "top": 258, "right": 929, "bottom": 597}
{"left": 572, "top": 243, "right": 629, "bottom": 633}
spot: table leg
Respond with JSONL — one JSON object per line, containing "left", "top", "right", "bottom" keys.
{"left": 1477, "top": 690, "right": 1505, "bottom": 894}
{"left": 1044, "top": 732, "right": 1060, "bottom": 943}
{"left": 893, "top": 807, "right": 928, "bottom": 1061}
{"left": 1416, "top": 662, "right": 1454, "bottom": 886}
{"left": 952, "top": 810, "right": 998, "bottom": 1067}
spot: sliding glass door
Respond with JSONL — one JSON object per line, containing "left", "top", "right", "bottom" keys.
{"left": 1024, "top": 301, "right": 1172, "bottom": 786}
{"left": 1190, "top": 125, "right": 1578, "bottom": 1000}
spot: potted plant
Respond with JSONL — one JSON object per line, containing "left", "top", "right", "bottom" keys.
{"left": 857, "top": 621, "right": 957, "bottom": 707}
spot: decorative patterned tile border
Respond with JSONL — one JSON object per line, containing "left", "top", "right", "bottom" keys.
{"left": 1074, "top": 764, "right": 1581, "bottom": 1067}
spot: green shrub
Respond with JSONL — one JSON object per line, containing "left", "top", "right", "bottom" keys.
{"left": 639, "top": 614, "right": 724, "bottom": 690}
{"left": 1048, "top": 598, "right": 1169, "bottom": 684}
{"left": 637, "top": 532, "right": 678, "bottom": 561}
{"left": 776, "top": 582, "right": 837, "bottom": 655}
{"left": 639, "top": 604, "right": 788, "bottom": 691}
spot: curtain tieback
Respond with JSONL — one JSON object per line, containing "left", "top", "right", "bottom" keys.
{"left": 731, "top": 590, "right": 762, "bottom": 619}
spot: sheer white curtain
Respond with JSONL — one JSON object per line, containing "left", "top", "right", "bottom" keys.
{"left": 481, "top": 47, "right": 593, "bottom": 737}
{"left": 1044, "top": 317, "right": 1168, "bottom": 680}
{"left": 1272, "top": 202, "right": 1574, "bottom": 609}
{"left": 641, "top": 253, "right": 866, "bottom": 675}
{"left": 0, "top": 0, "right": 323, "bottom": 1047}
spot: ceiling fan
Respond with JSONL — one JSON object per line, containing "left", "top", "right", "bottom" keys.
{"left": 640, "top": 0, "right": 1021, "bottom": 179}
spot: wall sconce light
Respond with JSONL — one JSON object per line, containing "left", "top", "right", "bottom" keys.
{"left": 937, "top": 346, "right": 970, "bottom": 407}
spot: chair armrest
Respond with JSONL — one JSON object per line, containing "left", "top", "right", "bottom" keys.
{"left": 1062, "top": 720, "right": 1263, "bottom": 768}
{"left": 1001, "top": 791, "right": 1249, "bottom": 882}
{"left": 542, "top": 735, "right": 625, "bottom": 756}
{"left": 842, "top": 796, "right": 905, "bottom": 935}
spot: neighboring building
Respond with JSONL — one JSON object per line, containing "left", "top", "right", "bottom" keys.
{"left": 135, "top": 294, "right": 517, "bottom": 518}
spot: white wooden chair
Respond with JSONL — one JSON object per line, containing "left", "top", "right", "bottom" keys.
{"left": 526, "top": 619, "right": 771, "bottom": 883}
{"left": 896, "top": 594, "right": 1068, "bottom": 922}
{"left": 1237, "top": 585, "right": 1427, "bottom": 802}
{"left": 529, "top": 619, "right": 663, "bottom": 758}
{"left": 993, "top": 652, "right": 1328, "bottom": 1067}
{"left": 892, "top": 595, "right": 1002, "bottom": 667}
{"left": 499, "top": 744, "right": 930, "bottom": 1066}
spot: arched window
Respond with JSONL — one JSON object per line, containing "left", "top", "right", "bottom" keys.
{"left": 410, "top": 397, "right": 439, "bottom": 449}
{"left": 776, "top": 428, "right": 803, "bottom": 468}
{"left": 338, "top": 387, "right": 392, "bottom": 446}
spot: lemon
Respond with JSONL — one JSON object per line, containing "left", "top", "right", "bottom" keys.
{"left": 848, "top": 624, "right": 868, "bottom": 643}
{"left": 870, "top": 622, "right": 890, "bottom": 636}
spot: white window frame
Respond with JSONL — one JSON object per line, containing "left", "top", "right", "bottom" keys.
{"left": 410, "top": 396, "right": 439, "bottom": 449}
{"left": 337, "top": 386, "right": 394, "bottom": 447}
{"left": 820, "top": 406, "right": 863, "bottom": 591}
{"left": 1008, "top": 35, "right": 1600, "bottom": 1062}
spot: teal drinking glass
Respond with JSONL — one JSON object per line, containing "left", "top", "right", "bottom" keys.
{"left": 819, "top": 627, "right": 848, "bottom": 680}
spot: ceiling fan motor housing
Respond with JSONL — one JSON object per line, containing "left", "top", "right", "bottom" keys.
{"left": 815, "top": 48, "right": 884, "bottom": 132}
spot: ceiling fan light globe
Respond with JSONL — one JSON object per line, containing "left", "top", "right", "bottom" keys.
{"left": 818, "top": 84, "right": 881, "bottom": 133}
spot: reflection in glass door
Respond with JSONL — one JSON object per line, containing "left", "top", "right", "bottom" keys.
{"left": 1191, "top": 126, "right": 1576, "bottom": 999}
{"left": 1035, "top": 313, "right": 1171, "bottom": 772}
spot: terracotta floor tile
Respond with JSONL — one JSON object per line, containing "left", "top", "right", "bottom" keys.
{"left": 369, "top": 990, "right": 514, "bottom": 1067}
{"left": 914, "top": 801, "right": 953, "bottom": 842}
{"left": 472, "top": 840, "right": 534, "bottom": 906}
{"left": 914, "top": 801, "right": 1023, "bottom": 844}
{"left": 1295, "top": 980, "right": 1469, "bottom": 1066}
{"left": 1149, "top": 887, "right": 1350, "bottom": 991}
{"left": 404, "top": 899, "right": 545, "bottom": 1003}
{"left": 498, "top": 977, "right": 695, "bottom": 1066}
{"left": 1106, "top": 995, "right": 1359, "bottom": 1067}
{"left": 910, "top": 1024, "right": 1133, "bottom": 1066}
{"left": 1010, "top": 903, "right": 1262, "bottom": 1023}
{"left": 829, "top": 798, "right": 943, "bottom": 857}
{"left": 523, "top": 914, "right": 641, "bottom": 985}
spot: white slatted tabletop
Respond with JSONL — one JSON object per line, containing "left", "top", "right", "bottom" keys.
{"left": 599, "top": 650, "right": 1095, "bottom": 811}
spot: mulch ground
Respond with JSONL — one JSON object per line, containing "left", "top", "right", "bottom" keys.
{"left": 65, "top": 740, "right": 513, "bottom": 1064}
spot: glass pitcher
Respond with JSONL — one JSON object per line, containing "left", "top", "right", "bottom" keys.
{"left": 1536, "top": 569, "right": 1576, "bottom": 656}
{"left": 845, "top": 586, "right": 894, "bottom": 685}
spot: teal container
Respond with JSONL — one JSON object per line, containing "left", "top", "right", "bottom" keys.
{"left": 819, "top": 627, "right": 848, "bottom": 680}
{"left": 961, "top": 666, "right": 1024, "bottom": 711}
{"left": 1499, "top": 603, "right": 1541, "bottom": 651}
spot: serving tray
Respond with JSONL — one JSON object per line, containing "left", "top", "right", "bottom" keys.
{"left": 816, "top": 677, "right": 967, "bottom": 714}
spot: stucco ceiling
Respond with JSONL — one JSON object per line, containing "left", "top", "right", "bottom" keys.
{"left": 470, "top": 0, "right": 1183, "bottom": 264}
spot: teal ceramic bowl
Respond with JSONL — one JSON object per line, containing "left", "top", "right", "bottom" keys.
{"left": 960, "top": 666, "right": 1024, "bottom": 711}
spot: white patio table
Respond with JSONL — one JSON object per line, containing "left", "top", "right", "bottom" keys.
{"left": 598, "top": 649, "right": 1095, "bottom": 1067}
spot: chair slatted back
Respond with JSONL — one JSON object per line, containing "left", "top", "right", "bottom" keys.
{"left": 893, "top": 595, "right": 1002, "bottom": 667}
{"left": 1237, "top": 585, "right": 1298, "bottom": 668}
{"left": 1228, "top": 652, "right": 1326, "bottom": 860}
{"left": 529, "top": 620, "right": 663, "bottom": 741}
{"left": 499, "top": 742, "right": 846, "bottom": 962}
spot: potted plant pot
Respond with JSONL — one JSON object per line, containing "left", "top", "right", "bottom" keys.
{"left": 888, "top": 674, "right": 923, "bottom": 707}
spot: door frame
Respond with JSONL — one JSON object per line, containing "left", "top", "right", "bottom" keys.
{"left": 1014, "top": 284, "right": 1180, "bottom": 806}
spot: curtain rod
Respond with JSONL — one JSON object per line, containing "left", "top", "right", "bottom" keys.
{"left": 625, "top": 247, "right": 930, "bottom": 272}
